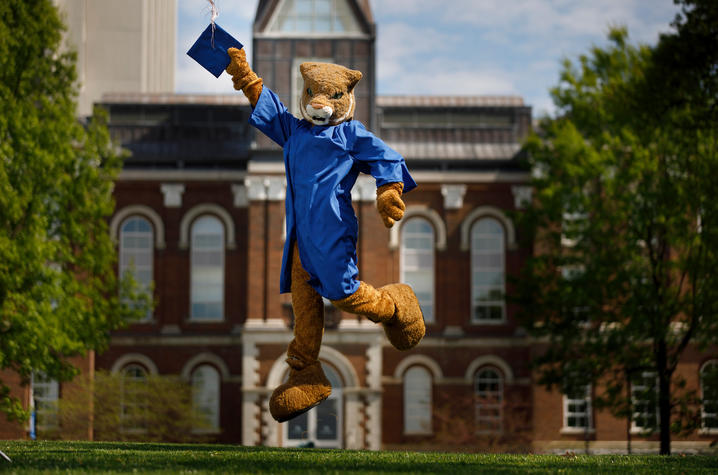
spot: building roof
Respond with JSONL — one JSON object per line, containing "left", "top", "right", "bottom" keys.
{"left": 377, "top": 96, "right": 525, "bottom": 108}
{"left": 386, "top": 141, "right": 522, "bottom": 161}
{"left": 101, "top": 93, "right": 249, "bottom": 106}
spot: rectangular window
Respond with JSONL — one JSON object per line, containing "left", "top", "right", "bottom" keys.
{"left": 563, "top": 384, "right": 592, "bottom": 431}
{"left": 631, "top": 372, "right": 658, "bottom": 432}
{"left": 31, "top": 373, "right": 59, "bottom": 431}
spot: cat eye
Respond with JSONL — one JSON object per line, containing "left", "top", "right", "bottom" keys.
{"left": 306, "top": 88, "right": 313, "bottom": 96}
{"left": 332, "top": 92, "right": 344, "bottom": 99}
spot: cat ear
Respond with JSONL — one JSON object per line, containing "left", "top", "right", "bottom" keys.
{"left": 300, "top": 62, "right": 320, "bottom": 79}
{"left": 345, "top": 69, "right": 362, "bottom": 91}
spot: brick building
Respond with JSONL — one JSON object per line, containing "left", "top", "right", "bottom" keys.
{"left": 3, "top": 0, "right": 717, "bottom": 453}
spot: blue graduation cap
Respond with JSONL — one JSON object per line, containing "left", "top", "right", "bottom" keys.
{"left": 187, "top": 23, "right": 243, "bottom": 78}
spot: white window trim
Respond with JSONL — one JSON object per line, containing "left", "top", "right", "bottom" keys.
{"left": 700, "top": 360, "right": 718, "bottom": 432}
{"left": 179, "top": 204, "right": 236, "bottom": 250}
{"left": 460, "top": 206, "right": 516, "bottom": 252}
{"left": 561, "top": 384, "right": 594, "bottom": 433}
{"left": 110, "top": 205, "right": 165, "bottom": 249}
{"left": 110, "top": 354, "right": 159, "bottom": 375}
{"left": 390, "top": 206, "right": 446, "bottom": 251}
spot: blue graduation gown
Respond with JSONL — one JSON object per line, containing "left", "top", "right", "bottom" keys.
{"left": 249, "top": 87, "right": 417, "bottom": 300}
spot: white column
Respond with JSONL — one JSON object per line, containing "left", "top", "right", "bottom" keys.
{"left": 241, "top": 340, "right": 260, "bottom": 446}
{"left": 344, "top": 393, "right": 364, "bottom": 449}
{"left": 365, "top": 337, "right": 383, "bottom": 450}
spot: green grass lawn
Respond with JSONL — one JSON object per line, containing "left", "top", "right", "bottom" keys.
{"left": 0, "top": 441, "right": 717, "bottom": 474}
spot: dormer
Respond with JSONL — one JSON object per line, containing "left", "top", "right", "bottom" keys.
{"left": 251, "top": 0, "right": 376, "bottom": 132}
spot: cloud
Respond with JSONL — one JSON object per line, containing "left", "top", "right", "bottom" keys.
{"left": 376, "top": 22, "right": 459, "bottom": 79}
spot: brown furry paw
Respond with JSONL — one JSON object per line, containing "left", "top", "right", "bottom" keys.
{"left": 269, "top": 362, "right": 332, "bottom": 422}
{"left": 376, "top": 182, "right": 405, "bottom": 228}
{"left": 379, "top": 283, "right": 426, "bottom": 350}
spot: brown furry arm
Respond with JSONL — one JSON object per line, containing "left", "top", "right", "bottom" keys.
{"left": 226, "top": 47, "right": 263, "bottom": 107}
{"left": 376, "top": 182, "right": 405, "bottom": 228}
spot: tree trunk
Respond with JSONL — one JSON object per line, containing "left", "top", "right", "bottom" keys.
{"left": 657, "top": 340, "right": 671, "bottom": 455}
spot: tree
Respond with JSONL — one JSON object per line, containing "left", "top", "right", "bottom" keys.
{"left": 56, "top": 371, "right": 212, "bottom": 442}
{"left": 514, "top": 3, "right": 718, "bottom": 455}
{"left": 0, "top": 0, "right": 147, "bottom": 423}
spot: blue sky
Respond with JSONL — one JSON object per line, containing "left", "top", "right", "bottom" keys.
{"left": 177, "top": 0, "right": 680, "bottom": 117}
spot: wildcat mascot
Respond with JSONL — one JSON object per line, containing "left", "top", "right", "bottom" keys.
{"left": 227, "top": 48, "right": 425, "bottom": 422}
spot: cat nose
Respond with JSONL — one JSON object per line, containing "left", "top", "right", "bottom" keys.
{"left": 310, "top": 101, "right": 325, "bottom": 110}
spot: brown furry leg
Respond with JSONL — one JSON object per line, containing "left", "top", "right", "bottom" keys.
{"left": 269, "top": 243, "right": 331, "bottom": 422}
{"left": 331, "top": 282, "right": 425, "bottom": 350}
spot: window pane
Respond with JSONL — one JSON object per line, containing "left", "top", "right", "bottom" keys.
{"left": 287, "top": 411, "right": 309, "bottom": 440}
{"left": 119, "top": 216, "right": 154, "bottom": 320}
{"left": 701, "top": 362, "right": 718, "bottom": 429}
{"left": 191, "top": 216, "right": 224, "bottom": 320}
{"left": 404, "top": 366, "right": 432, "bottom": 433}
{"left": 401, "top": 218, "right": 434, "bottom": 323}
{"left": 316, "top": 398, "right": 338, "bottom": 440}
{"left": 475, "top": 368, "right": 503, "bottom": 433}
{"left": 271, "top": 0, "right": 361, "bottom": 33}
{"left": 471, "top": 218, "right": 505, "bottom": 323}
{"left": 192, "top": 365, "right": 220, "bottom": 430}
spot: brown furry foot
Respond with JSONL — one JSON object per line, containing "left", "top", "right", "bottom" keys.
{"left": 269, "top": 361, "right": 332, "bottom": 423}
{"left": 379, "top": 284, "right": 426, "bottom": 350}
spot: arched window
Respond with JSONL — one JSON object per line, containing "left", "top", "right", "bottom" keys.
{"left": 191, "top": 365, "right": 221, "bottom": 432}
{"left": 31, "top": 372, "right": 59, "bottom": 432}
{"left": 401, "top": 218, "right": 435, "bottom": 323}
{"left": 119, "top": 216, "right": 153, "bottom": 320}
{"left": 191, "top": 216, "right": 224, "bottom": 320}
{"left": 471, "top": 217, "right": 505, "bottom": 323}
{"left": 285, "top": 362, "right": 344, "bottom": 448}
{"left": 120, "top": 364, "right": 148, "bottom": 432}
{"left": 403, "top": 366, "right": 432, "bottom": 434}
{"left": 701, "top": 361, "right": 718, "bottom": 430}
{"left": 475, "top": 367, "right": 503, "bottom": 433}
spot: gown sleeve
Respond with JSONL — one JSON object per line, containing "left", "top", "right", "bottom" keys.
{"left": 249, "top": 87, "right": 299, "bottom": 147}
{"left": 348, "top": 121, "right": 417, "bottom": 193}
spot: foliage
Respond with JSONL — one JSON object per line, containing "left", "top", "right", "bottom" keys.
{"left": 52, "top": 371, "right": 212, "bottom": 443}
{"left": 514, "top": 1, "right": 718, "bottom": 455}
{"left": 1, "top": 441, "right": 718, "bottom": 474}
{"left": 0, "top": 0, "right": 149, "bottom": 422}
{"left": 431, "top": 391, "right": 532, "bottom": 453}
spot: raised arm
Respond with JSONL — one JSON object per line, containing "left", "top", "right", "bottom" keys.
{"left": 226, "top": 48, "right": 263, "bottom": 107}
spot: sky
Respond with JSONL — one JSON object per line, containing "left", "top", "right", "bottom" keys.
{"left": 176, "top": 0, "right": 681, "bottom": 117}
